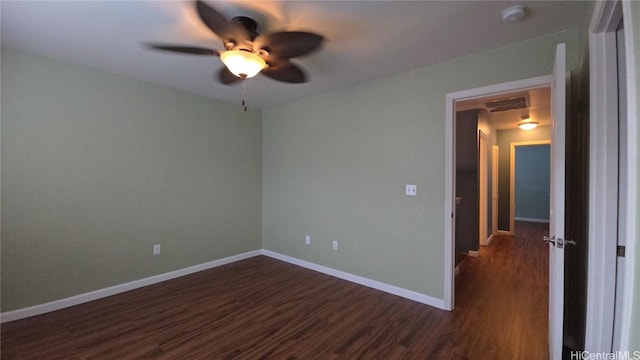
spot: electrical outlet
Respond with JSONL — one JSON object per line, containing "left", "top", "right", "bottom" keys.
{"left": 332, "top": 240, "right": 338, "bottom": 251}
{"left": 305, "top": 235, "right": 311, "bottom": 245}
{"left": 153, "top": 244, "right": 161, "bottom": 255}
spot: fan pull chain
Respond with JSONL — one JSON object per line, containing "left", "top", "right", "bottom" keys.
{"left": 242, "top": 78, "right": 248, "bottom": 112}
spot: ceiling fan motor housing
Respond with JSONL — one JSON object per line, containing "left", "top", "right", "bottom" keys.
{"left": 231, "top": 16, "right": 259, "bottom": 41}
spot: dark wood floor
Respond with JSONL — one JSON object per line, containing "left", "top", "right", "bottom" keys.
{"left": 453, "top": 221, "right": 549, "bottom": 359}
{"left": 1, "top": 222, "right": 549, "bottom": 359}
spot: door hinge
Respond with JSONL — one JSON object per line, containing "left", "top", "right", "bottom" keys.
{"left": 617, "top": 245, "right": 626, "bottom": 257}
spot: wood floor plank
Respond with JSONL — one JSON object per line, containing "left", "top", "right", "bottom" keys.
{"left": 2, "top": 222, "right": 548, "bottom": 359}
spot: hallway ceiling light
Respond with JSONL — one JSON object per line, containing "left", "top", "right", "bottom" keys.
{"left": 518, "top": 115, "right": 538, "bottom": 130}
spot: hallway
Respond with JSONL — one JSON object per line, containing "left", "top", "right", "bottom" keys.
{"left": 451, "top": 221, "right": 549, "bottom": 358}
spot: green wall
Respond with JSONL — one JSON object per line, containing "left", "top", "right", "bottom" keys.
{"left": 1, "top": 49, "right": 262, "bottom": 311}
{"left": 262, "top": 30, "right": 580, "bottom": 298}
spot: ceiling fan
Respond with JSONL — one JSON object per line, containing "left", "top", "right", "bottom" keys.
{"left": 145, "top": 0, "right": 324, "bottom": 86}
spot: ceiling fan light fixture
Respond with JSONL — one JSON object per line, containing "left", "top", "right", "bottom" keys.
{"left": 220, "top": 50, "right": 266, "bottom": 78}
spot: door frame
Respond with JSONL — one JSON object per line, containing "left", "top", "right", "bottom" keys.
{"left": 509, "top": 141, "right": 551, "bottom": 231}
{"left": 491, "top": 145, "right": 499, "bottom": 236}
{"left": 444, "top": 75, "right": 552, "bottom": 310}
{"left": 478, "top": 130, "right": 489, "bottom": 246}
{"left": 586, "top": 0, "right": 638, "bottom": 351}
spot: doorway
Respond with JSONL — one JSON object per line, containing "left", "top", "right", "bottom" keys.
{"left": 446, "top": 43, "right": 571, "bottom": 359}
{"left": 586, "top": 0, "right": 637, "bottom": 350}
{"left": 444, "top": 74, "right": 554, "bottom": 310}
{"left": 478, "top": 131, "right": 489, "bottom": 247}
{"left": 447, "top": 76, "right": 557, "bottom": 358}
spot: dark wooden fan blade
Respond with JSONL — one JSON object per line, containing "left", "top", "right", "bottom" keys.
{"left": 145, "top": 44, "right": 219, "bottom": 56}
{"left": 196, "top": 0, "right": 248, "bottom": 46}
{"left": 255, "top": 32, "right": 324, "bottom": 59}
{"left": 218, "top": 67, "right": 242, "bottom": 85}
{"left": 262, "top": 62, "right": 307, "bottom": 83}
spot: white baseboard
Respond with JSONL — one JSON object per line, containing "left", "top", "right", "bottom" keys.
{"left": 261, "top": 250, "right": 446, "bottom": 310}
{"left": 468, "top": 250, "right": 479, "bottom": 257}
{"left": 0, "top": 250, "right": 262, "bottom": 323}
{"left": 514, "top": 217, "right": 550, "bottom": 223}
{"left": 2, "top": 249, "right": 446, "bottom": 323}
{"left": 486, "top": 234, "right": 495, "bottom": 246}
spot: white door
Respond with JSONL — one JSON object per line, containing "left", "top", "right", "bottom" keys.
{"left": 613, "top": 22, "right": 627, "bottom": 349}
{"left": 491, "top": 145, "right": 499, "bottom": 235}
{"left": 478, "top": 131, "right": 488, "bottom": 246}
{"left": 547, "top": 42, "right": 567, "bottom": 359}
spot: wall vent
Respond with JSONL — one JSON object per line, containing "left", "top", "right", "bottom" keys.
{"left": 484, "top": 95, "right": 529, "bottom": 112}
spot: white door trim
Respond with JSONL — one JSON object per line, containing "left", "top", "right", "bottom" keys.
{"left": 586, "top": 0, "right": 637, "bottom": 351}
{"left": 618, "top": 1, "right": 638, "bottom": 350}
{"left": 479, "top": 130, "right": 489, "bottom": 246}
{"left": 586, "top": 2, "right": 620, "bottom": 350}
{"left": 444, "top": 75, "right": 553, "bottom": 310}
{"left": 491, "top": 145, "right": 499, "bottom": 235}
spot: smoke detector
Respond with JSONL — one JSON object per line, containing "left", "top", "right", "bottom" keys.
{"left": 502, "top": 5, "right": 527, "bottom": 22}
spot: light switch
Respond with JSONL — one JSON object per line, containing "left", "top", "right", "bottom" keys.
{"left": 406, "top": 184, "right": 417, "bottom": 196}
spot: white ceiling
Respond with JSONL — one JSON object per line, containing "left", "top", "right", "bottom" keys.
{"left": 456, "top": 86, "right": 551, "bottom": 130}
{"left": 1, "top": 1, "right": 588, "bottom": 109}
